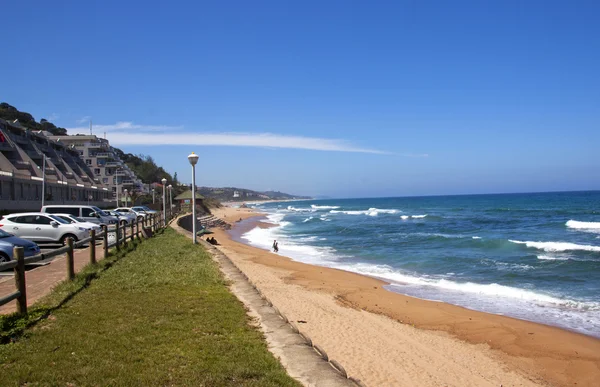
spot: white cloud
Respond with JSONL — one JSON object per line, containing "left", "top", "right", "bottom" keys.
{"left": 76, "top": 116, "right": 91, "bottom": 124}
{"left": 66, "top": 121, "right": 427, "bottom": 155}
{"left": 107, "top": 132, "right": 389, "bottom": 154}
{"left": 68, "top": 121, "right": 182, "bottom": 133}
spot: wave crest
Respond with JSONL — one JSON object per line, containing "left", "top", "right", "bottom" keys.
{"left": 509, "top": 240, "right": 600, "bottom": 252}
{"left": 566, "top": 220, "right": 600, "bottom": 230}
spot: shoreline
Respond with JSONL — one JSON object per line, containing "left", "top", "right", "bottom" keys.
{"left": 209, "top": 206, "right": 600, "bottom": 386}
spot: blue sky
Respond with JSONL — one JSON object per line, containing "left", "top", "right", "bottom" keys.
{"left": 2, "top": 1, "right": 599, "bottom": 198}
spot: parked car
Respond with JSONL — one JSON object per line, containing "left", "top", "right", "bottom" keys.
{"left": 107, "top": 210, "right": 136, "bottom": 226}
{"left": 0, "top": 229, "right": 41, "bottom": 263}
{"left": 114, "top": 207, "right": 147, "bottom": 220}
{"left": 51, "top": 214, "right": 102, "bottom": 232}
{"left": 41, "top": 205, "right": 118, "bottom": 226}
{"left": 0, "top": 213, "right": 90, "bottom": 245}
{"left": 132, "top": 206, "right": 158, "bottom": 215}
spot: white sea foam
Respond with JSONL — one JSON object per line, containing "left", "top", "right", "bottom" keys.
{"left": 566, "top": 220, "right": 600, "bottom": 230}
{"left": 472, "top": 236, "right": 482, "bottom": 239}
{"left": 509, "top": 240, "right": 600, "bottom": 252}
{"left": 331, "top": 208, "right": 399, "bottom": 216}
{"left": 311, "top": 205, "right": 340, "bottom": 209}
{"left": 302, "top": 217, "right": 314, "bottom": 223}
{"left": 287, "top": 206, "right": 316, "bottom": 213}
{"left": 537, "top": 255, "right": 569, "bottom": 261}
{"left": 401, "top": 214, "right": 427, "bottom": 219}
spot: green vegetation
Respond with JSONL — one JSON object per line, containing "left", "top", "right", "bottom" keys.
{"left": 0, "top": 229, "right": 299, "bottom": 386}
{"left": 199, "top": 187, "right": 311, "bottom": 202}
{"left": 0, "top": 102, "right": 67, "bottom": 135}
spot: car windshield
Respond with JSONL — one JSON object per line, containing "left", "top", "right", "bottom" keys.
{"left": 49, "top": 215, "right": 69, "bottom": 224}
{"left": 132, "top": 207, "right": 145, "bottom": 211}
{"left": 70, "top": 216, "right": 85, "bottom": 222}
{"left": 0, "top": 229, "right": 12, "bottom": 238}
{"left": 92, "top": 206, "right": 109, "bottom": 216}
{"left": 141, "top": 206, "right": 151, "bottom": 211}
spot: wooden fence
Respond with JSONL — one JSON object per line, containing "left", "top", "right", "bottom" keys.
{"left": 0, "top": 210, "right": 178, "bottom": 315}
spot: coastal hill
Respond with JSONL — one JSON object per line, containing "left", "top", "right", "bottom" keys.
{"left": 198, "top": 186, "right": 311, "bottom": 202}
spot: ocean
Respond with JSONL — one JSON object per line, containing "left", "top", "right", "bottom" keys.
{"left": 239, "top": 191, "right": 600, "bottom": 338}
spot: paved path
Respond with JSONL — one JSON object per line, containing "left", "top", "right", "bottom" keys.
{"left": 0, "top": 242, "right": 108, "bottom": 314}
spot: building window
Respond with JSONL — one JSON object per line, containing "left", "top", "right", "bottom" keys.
{"left": 103, "top": 178, "right": 108, "bottom": 183}
{"left": 94, "top": 168, "right": 101, "bottom": 175}
{"left": 86, "top": 159, "right": 92, "bottom": 165}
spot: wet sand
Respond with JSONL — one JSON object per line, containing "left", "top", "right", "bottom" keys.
{"left": 209, "top": 205, "right": 600, "bottom": 386}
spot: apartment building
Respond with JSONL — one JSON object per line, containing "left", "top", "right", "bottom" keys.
{"left": 0, "top": 118, "right": 111, "bottom": 211}
{"left": 46, "top": 134, "right": 147, "bottom": 204}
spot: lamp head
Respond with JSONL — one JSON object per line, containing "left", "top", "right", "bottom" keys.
{"left": 187, "top": 152, "right": 199, "bottom": 166}
{"left": 161, "top": 178, "right": 167, "bottom": 185}
{"left": 168, "top": 184, "right": 172, "bottom": 189}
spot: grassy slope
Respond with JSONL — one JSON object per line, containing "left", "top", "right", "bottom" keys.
{"left": 0, "top": 229, "right": 300, "bottom": 386}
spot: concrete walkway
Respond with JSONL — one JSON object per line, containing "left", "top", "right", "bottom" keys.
{"left": 0, "top": 242, "right": 107, "bottom": 314}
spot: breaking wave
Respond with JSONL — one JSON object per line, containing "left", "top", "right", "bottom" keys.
{"left": 510, "top": 240, "right": 600, "bottom": 252}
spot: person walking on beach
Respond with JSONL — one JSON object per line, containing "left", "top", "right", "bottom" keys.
{"left": 273, "top": 240, "right": 279, "bottom": 253}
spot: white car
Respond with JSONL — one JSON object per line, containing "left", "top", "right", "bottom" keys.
{"left": 0, "top": 212, "right": 90, "bottom": 245}
{"left": 51, "top": 214, "right": 102, "bottom": 232}
{"left": 114, "top": 207, "right": 148, "bottom": 220}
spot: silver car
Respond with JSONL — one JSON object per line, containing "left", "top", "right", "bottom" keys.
{"left": 0, "top": 229, "right": 41, "bottom": 263}
{"left": 107, "top": 210, "right": 136, "bottom": 226}
{"left": 0, "top": 213, "right": 90, "bottom": 245}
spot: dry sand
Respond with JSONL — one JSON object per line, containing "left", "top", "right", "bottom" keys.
{"left": 209, "top": 205, "right": 600, "bottom": 386}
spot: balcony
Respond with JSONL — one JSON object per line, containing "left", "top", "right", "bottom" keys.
{"left": 0, "top": 142, "right": 15, "bottom": 151}
{"left": 46, "top": 167, "right": 57, "bottom": 175}
{"left": 94, "top": 152, "right": 112, "bottom": 158}
{"left": 13, "top": 160, "right": 30, "bottom": 170}
{"left": 25, "top": 149, "right": 43, "bottom": 159}
{"left": 13, "top": 135, "right": 29, "bottom": 144}
{"left": 64, "top": 171, "right": 75, "bottom": 178}
{"left": 121, "top": 180, "right": 134, "bottom": 185}
{"left": 105, "top": 161, "right": 122, "bottom": 167}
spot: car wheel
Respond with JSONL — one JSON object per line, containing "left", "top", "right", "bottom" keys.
{"left": 61, "top": 234, "right": 78, "bottom": 246}
{"left": 0, "top": 252, "right": 10, "bottom": 263}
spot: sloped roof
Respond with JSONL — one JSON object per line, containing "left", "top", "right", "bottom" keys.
{"left": 174, "top": 190, "right": 204, "bottom": 200}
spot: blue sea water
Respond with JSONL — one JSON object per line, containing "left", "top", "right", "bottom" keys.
{"left": 240, "top": 191, "right": 600, "bottom": 338}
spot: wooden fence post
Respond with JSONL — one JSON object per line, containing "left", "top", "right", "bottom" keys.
{"left": 136, "top": 218, "right": 142, "bottom": 241}
{"left": 89, "top": 229, "right": 96, "bottom": 264}
{"left": 66, "top": 237, "right": 75, "bottom": 280}
{"left": 130, "top": 222, "right": 134, "bottom": 243}
{"left": 13, "top": 246, "right": 27, "bottom": 315}
{"left": 116, "top": 222, "right": 121, "bottom": 251}
{"left": 102, "top": 225, "right": 108, "bottom": 259}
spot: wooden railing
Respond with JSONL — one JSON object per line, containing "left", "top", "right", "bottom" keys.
{"left": 0, "top": 210, "right": 178, "bottom": 315}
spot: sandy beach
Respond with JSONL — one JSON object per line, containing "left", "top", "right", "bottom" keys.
{"left": 208, "top": 205, "right": 600, "bottom": 386}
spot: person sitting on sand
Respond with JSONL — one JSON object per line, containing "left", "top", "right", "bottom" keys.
{"left": 273, "top": 239, "right": 279, "bottom": 253}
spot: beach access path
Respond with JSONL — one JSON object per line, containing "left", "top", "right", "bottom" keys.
{"left": 209, "top": 205, "right": 600, "bottom": 387}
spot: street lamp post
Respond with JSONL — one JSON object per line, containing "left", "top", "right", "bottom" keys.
{"left": 124, "top": 189, "right": 128, "bottom": 207}
{"left": 41, "top": 155, "right": 46, "bottom": 207}
{"left": 115, "top": 168, "right": 121, "bottom": 208}
{"left": 161, "top": 178, "right": 167, "bottom": 225}
{"left": 187, "top": 152, "right": 199, "bottom": 244}
{"left": 152, "top": 188, "right": 155, "bottom": 204}
{"left": 167, "top": 184, "right": 173, "bottom": 217}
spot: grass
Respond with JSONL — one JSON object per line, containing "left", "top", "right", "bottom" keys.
{"left": 0, "top": 228, "right": 300, "bottom": 386}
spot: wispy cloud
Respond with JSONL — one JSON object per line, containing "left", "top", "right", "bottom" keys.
{"left": 76, "top": 116, "right": 91, "bottom": 124}
{"left": 68, "top": 121, "right": 182, "bottom": 133}
{"left": 66, "top": 121, "right": 427, "bottom": 155}
{"left": 107, "top": 132, "right": 389, "bottom": 154}
{"left": 47, "top": 113, "right": 60, "bottom": 122}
